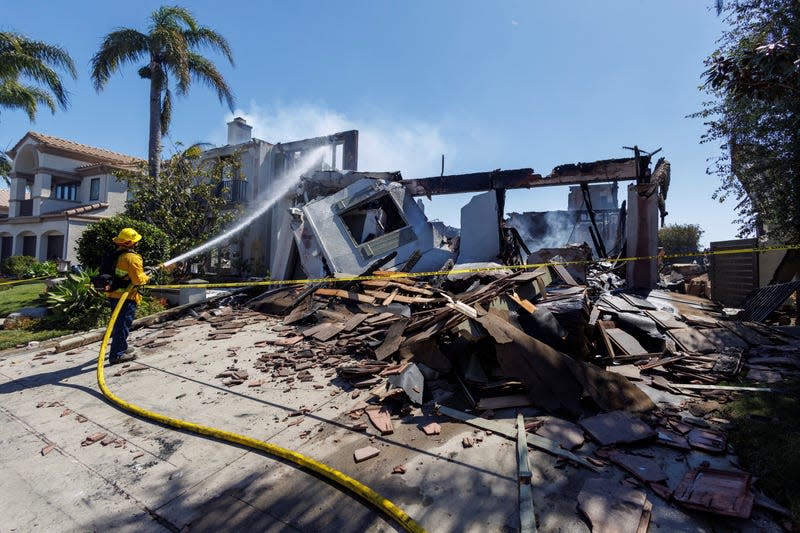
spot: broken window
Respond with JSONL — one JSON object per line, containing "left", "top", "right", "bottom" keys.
{"left": 340, "top": 194, "right": 408, "bottom": 245}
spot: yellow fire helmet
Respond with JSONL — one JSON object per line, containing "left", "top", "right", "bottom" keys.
{"left": 112, "top": 227, "right": 142, "bottom": 247}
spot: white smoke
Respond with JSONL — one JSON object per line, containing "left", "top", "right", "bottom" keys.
{"left": 218, "top": 102, "right": 452, "bottom": 179}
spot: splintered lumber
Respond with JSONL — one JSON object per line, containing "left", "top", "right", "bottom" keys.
{"left": 516, "top": 414, "right": 532, "bottom": 480}
{"left": 637, "top": 352, "right": 692, "bottom": 371}
{"left": 362, "top": 289, "right": 441, "bottom": 305}
{"left": 596, "top": 320, "right": 618, "bottom": 358}
{"left": 374, "top": 319, "right": 409, "bottom": 361}
{"left": 315, "top": 288, "right": 375, "bottom": 304}
{"left": 360, "top": 280, "right": 435, "bottom": 296}
{"left": 437, "top": 405, "right": 599, "bottom": 471}
{"left": 517, "top": 414, "right": 538, "bottom": 533}
{"left": 671, "top": 384, "right": 777, "bottom": 392}
{"left": 551, "top": 264, "right": 578, "bottom": 286}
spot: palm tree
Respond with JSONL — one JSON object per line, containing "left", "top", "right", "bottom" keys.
{"left": 0, "top": 31, "right": 76, "bottom": 121}
{"left": 91, "top": 6, "right": 235, "bottom": 178}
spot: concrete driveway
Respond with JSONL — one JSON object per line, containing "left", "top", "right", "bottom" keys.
{"left": 0, "top": 306, "right": 784, "bottom": 532}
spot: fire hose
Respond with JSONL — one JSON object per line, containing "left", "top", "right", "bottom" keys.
{"left": 96, "top": 288, "right": 426, "bottom": 533}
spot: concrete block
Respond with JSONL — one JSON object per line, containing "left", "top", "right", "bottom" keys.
{"left": 353, "top": 445, "right": 380, "bottom": 463}
{"left": 180, "top": 279, "right": 208, "bottom": 306}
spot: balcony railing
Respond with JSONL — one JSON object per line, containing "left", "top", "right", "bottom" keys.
{"left": 217, "top": 180, "right": 248, "bottom": 204}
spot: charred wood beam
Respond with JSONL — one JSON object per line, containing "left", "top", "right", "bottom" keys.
{"left": 403, "top": 157, "right": 648, "bottom": 197}
{"left": 403, "top": 168, "right": 539, "bottom": 197}
{"left": 549, "top": 157, "right": 648, "bottom": 186}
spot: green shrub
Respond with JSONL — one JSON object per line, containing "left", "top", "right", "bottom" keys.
{"left": 42, "top": 270, "right": 109, "bottom": 330}
{"left": 76, "top": 215, "right": 170, "bottom": 270}
{"left": 26, "top": 261, "right": 57, "bottom": 278}
{"left": 136, "top": 296, "right": 166, "bottom": 318}
{"left": 2, "top": 255, "right": 38, "bottom": 277}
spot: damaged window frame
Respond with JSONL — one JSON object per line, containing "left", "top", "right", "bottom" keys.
{"left": 337, "top": 192, "right": 411, "bottom": 249}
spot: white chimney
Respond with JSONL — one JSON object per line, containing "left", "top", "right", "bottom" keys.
{"left": 227, "top": 117, "right": 252, "bottom": 145}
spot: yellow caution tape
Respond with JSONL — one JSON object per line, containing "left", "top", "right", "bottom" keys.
{"left": 97, "top": 289, "right": 426, "bottom": 533}
{"left": 142, "top": 243, "right": 800, "bottom": 290}
{"left": 0, "top": 275, "right": 52, "bottom": 287}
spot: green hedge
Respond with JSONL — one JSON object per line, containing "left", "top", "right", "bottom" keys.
{"left": 76, "top": 215, "right": 170, "bottom": 269}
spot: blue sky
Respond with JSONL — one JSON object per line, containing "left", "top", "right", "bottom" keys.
{"left": 2, "top": 1, "right": 734, "bottom": 246}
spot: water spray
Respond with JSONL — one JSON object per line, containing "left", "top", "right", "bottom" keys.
{"left": 161, "top": 146, "right": 328, "bottom": 268}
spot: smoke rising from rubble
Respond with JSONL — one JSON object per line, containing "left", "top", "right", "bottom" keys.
{"left": 162, "top": 146, "right": 328, "bottom": 267}
{"left": 221, "top": 102, "right": 452, "bottom": 178}
{"left": 506, "top": 211, "right": 582, "bottom": 252}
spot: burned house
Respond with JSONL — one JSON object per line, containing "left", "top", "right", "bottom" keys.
{"left": 507, "top": 183, "right": 622, "bottom": 258}
{"left": 199, "top": 117, "right": 359, "bottom": 277}
{"left": 277, "top": 151, "right": 669, "bottom": 291}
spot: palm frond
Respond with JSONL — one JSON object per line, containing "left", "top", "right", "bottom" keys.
{"left": 0, "top": 79, "right": 56, "bottom": 120}
{"left": 157, "top": 27, "right": 191, "bottom": 94}
{"left": 90, "top": 28, "right": 149, "bottom": 91}
{"left": 185, "top": 28, "right": 234, "bottom": 65}
{"left": 0, "top": 31, "right": 76, "bottom": 110}
{"left": 187, "top": 53, "right": 235, "bottom": 111}
{"left": 150, "top": 6, "right": 198, "bottom": 33}
{"left": 14, "top": 35, "right": 76, "bottom": 78}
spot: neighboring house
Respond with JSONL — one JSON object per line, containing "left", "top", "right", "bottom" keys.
{"left": 2, "top": 132, "right": 141, "bottom": 266}
{"left": 199, "top": 117, "right": 358, "bottom": 277}
{"left": 0, "top": 189, "right": 9, "bottom": 218}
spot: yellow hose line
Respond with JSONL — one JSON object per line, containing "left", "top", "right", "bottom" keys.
{"left": 97, "top": 290, "right": 426, "bottom": 533}
{"left": 0, "top": 275, "right": 51, "bottom": 287}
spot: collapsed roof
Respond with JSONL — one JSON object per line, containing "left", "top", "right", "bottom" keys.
{"left": 275, "top": 151, "right": 670, "bottom": 291}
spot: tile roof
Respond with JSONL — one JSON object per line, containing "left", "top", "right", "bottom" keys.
{"left": 39, "top": 202, "right": 109, "bottom": 219}
{"left": 61, "top": 202, "right": 109, "bottom": 216}
{"left": 11, "top": 132, "right": 142, "bottom": 165}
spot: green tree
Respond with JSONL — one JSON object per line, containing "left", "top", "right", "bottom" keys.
{"left": 118, "top": 145, "right": 242, "bottom": 266}
{"left": 0, "top": 150, "right": 10, "bottom": 187}
{"left": 697, "top": 0, "right": 800, "bottom": 241}
{"left": 76, "top": 214, "right": 170, "bottom": 269}
{"left": 0, "top": 31, "right": 76, "bottom": 121}
{"left": 658, "top": 224, "right": 704, "bottom": 261}
{"left": 90, "top": 6, "right": 235, "bottom": 178}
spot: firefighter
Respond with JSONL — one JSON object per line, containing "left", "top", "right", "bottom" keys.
{"left": 106, "top": 227, "right": 149, "bottom": 364}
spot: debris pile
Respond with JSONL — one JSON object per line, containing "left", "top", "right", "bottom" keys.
{"left": 241, "top": 256, "right": 798, "bottom": 527}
